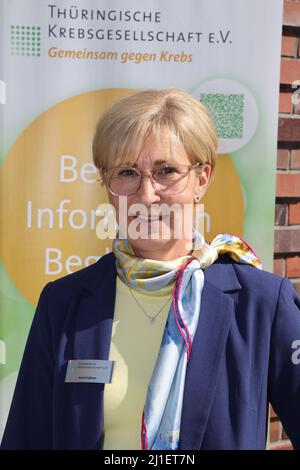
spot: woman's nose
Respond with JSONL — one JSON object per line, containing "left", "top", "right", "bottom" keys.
{"left": 136, "top": 175, "right": 161, "bottom": 205}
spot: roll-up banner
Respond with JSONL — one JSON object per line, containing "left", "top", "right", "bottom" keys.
{"left": 0, "top": 0, "right": 283, "bottom": 440}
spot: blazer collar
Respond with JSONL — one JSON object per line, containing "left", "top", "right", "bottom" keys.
{"left": 203, "top": 254, "right": 242, "bottom": 292}
{"left": 73, "top": 252, "right": 117, "bottom": 293}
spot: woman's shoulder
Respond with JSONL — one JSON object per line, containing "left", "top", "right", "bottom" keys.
{"left": 207, "top": 255, "right": 299, "bottom": 328}
{"left": 208, "top": 253, "right": 295, "bottom": 299}
{"left": 41, "top": 251, "right": 116, "bottom": 301}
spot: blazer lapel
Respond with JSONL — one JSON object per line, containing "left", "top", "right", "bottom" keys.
{"left": 179, "top": 259, "right": 242, "bottom": 450}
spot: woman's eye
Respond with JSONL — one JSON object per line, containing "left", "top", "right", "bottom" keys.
{"left": 158, "top": 165, "right": 178, "bottom": 175}
{"left": 118, "top": 168, "right": 138, "bottom": 177}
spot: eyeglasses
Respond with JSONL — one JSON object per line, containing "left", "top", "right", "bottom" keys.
{"left": 100, "top": 162, "right": 205, "bottom": 196}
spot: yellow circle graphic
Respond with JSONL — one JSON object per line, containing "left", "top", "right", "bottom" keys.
{"left": 0, "top": 89, "right": 243, "bottom": 306}
{"left": 0, "top": 88, "right": 135, "bottom": 305}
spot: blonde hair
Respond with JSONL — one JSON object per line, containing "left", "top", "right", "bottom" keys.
{"left": 92, "top": 88, "right": 217, "bottom": 181}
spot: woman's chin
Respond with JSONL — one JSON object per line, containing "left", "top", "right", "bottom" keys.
{"left": 128, "top": 236, "right": 173, "bottom": 257}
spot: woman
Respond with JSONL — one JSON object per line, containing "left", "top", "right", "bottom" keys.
{"left": 1, "top": 88, "right": 300, "bottom": 450}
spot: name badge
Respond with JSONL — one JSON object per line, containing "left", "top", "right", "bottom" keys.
{"left": 65, "top": 359, "right": 114, "bottom": 384}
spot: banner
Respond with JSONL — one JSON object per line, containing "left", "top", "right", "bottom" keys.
{"left": 0, "top": 0, "right": 283, "bottom": 441}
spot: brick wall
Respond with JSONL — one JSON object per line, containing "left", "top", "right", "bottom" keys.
{"left": 271, "top": 0, "right": 300, "bottom": 450}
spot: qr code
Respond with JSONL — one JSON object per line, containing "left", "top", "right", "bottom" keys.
{"left": 200, "top": 93, "right": 244, "bottom": 139}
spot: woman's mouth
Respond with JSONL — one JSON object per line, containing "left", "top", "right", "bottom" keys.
{"left": 133, "top": 214, "right": 163, "bottom": 223}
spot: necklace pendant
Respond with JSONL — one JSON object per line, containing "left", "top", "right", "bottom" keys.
{"left": 128, "top": 286, "right": 171, "bottom": 324}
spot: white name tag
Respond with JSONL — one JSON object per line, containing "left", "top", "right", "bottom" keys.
{"left": 65, "top": 359, "right": 114, "bottom": 384}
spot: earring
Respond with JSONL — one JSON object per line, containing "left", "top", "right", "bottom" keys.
{"left": 194, "top": 195, "right": 200, "bottom": 202}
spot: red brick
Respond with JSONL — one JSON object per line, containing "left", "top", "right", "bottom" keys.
{"left": 270, "top": 420, "right": 281, "bottom": 442}
{"left": 283, "top": 0, "right": 300, "bottom": 27}
{"left": 276, "top": 173, "right": 300, "bottom": 197}
{"left": 274, "top": 228, "right": 300, "bottom": 253}
{"left": 280, "top": 59, "right": 300, "bottom": 85}
{"left": 290, "top": 149, "right": 300, "bottom": 169}
{"left": 281, "top": 36, "right": 298, "bottom": 57}
{"left": 289, "top": 201, "right": 300, "bottom": 224}
{"left": 273, "top": 258, "right": 286, "bottom": 276}
{"left": 279, "top": 92, "right": 292, "bottom": 113}
{"left": 278, "top": 116, "right": 300, "bottom": 142}
{"left": 277, "top": 149, "right": 289, "bottom": 169}
{"left": 286, "top": 256, "right": 300, "bottom": 278}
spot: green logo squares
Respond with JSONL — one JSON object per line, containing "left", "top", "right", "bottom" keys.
{"left": 10, "top": 24, "right": 41, "bottom": 57}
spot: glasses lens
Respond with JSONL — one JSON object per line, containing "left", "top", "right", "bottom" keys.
{"left": 107, "top": 167, "right": 141, "bottom": 195}
{"left": 153, "top": 164, "right": 189, "bottom": 194}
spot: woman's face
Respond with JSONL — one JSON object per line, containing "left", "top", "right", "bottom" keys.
{"left": 104, "top": 129, "right": 211, "bottom": 258}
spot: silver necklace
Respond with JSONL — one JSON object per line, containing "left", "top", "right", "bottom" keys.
{"left": 128, "top": 286, "right": 172, "bottom": 323}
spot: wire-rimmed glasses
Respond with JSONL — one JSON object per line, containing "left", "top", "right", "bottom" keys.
{"left": 101, "top": 162, "right": 205, "bottom": 196}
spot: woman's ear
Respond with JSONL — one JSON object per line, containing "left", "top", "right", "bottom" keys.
{"left": 195, "top": 164, "right": 212, "bottom": 198}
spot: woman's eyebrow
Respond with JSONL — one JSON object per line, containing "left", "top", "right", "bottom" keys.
{"left": 130, "top": 158, "right": 177, "bottom": 167}
{"left": 153, "top": 159, "right": 175, "bottom": 165}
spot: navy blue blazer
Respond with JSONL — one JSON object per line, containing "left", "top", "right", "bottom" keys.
{"left": 1, "top": 252, "right": 300, "bottom": 450}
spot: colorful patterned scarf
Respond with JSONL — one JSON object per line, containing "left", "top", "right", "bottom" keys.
{"left": 112, "top": 231, "right": 262, "bottom": 450}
